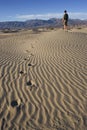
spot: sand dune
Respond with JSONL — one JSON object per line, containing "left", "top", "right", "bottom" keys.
{"left": 0, "top": 28, "right": 87, "bottom": 130}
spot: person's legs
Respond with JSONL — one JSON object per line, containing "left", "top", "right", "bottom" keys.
{"left": 64, "top": 20, "right": 68, "bottom": 30}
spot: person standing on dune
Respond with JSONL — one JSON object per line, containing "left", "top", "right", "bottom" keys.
{"left": 62, "top": 10, "right": 69, "bottom": 30}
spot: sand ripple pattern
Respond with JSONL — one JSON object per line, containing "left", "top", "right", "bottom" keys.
{"left": 0, "top": 30, "right": 87, "bottom": 130}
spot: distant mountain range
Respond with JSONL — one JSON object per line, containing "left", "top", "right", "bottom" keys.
{"left": 0, "top": 18, "right": 87, "bottom": 29}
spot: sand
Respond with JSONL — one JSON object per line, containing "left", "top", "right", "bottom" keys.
{"left": 0, "top": 28, "right": 87, "bottom": 130}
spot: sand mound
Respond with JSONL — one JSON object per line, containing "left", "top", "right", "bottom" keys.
{"left": 0, "top": 29, "right": 87, "bottom": 130}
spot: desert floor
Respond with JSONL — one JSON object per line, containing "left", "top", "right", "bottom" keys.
{"left": 0, "top": 28, "right": 87, "bottom": 130}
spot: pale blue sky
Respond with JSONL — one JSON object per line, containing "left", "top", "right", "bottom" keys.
{"left": 0, "top": 0, "right": 87, "bottom": 21}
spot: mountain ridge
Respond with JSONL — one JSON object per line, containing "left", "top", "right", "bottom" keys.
{"left": 0, "top": 18, "right": 87, "bottom": 29}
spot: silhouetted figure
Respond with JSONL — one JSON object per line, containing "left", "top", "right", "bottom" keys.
{"left": 62, "top": 10, "right": 69, "bottom": 30}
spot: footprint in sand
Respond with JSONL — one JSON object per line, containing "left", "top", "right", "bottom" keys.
{"left": 11, "top": 99, "right": 23, "bottom": 112}
{"left": 28, "top": 63, "right": 36, "bottom": 67}
{"left": 28, "top": 63, "right": 32, "bottom": 67}
{"left": 11, "top": 100, "right": 18, "bottom": 107}
{"left": 19, "top": 71, "right": 24, "bottom": 75}
{"left": 26, "top": 80, "right": 37, "bottom": 90}
{"left": 11, "top": 98, "right": 21, "bottom": 107}
{"left": 26, "top": 80, "right": 32, "bottom": 86}
{"left": 24, "top": 53, "right": 34, "bottom": 61}
{"left": 19, "top": 71, "right": 27, "bottom": 76}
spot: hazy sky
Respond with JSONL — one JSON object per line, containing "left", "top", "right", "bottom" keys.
{"left": 0, "top": 0, "right": 87, "bottom": 21}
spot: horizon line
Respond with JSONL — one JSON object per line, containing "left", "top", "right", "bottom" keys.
{"left": 0, "top": 12, "right": 87, "bottom": 22}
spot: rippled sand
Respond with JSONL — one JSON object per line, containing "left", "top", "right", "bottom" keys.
{"left": 0, "top": 28, "right": 87, "bottom": 130}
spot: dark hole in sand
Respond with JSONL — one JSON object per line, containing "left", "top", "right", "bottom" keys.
{"left": 11, "top": 100, "right": 18, "bottom": 107}
{"left": 26, "top": 81, "right": 32, "bottom": 86}
{"left": 19, "top": 71, "right": 23, "bottom": 74}
{"left": 28, "top": 63, "right": 32, "bottom": 66}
